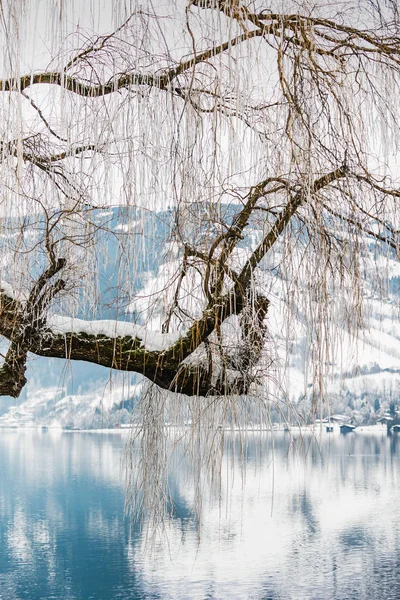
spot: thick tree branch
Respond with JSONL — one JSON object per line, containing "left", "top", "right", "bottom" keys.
{"left": 0, "top": 30, "right": 262, "bottom": 97}
{"left": 236, "top": 166, "right": 348, "bottom": 291}
{"left": 0, "top": 167, "right": 348, "bottom": 398}
{"left": 0, "top": 259, "right": 66, "bottom": 397}
{"left": 193, "top": 2, "right": 400, "bottom": 62}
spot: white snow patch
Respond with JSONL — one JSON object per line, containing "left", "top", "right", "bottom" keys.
{"left": 0, "top": 281, "right": 27, "bottom": 302}
{"left": 46, "top": 315, "right": 181, "bottom": 352}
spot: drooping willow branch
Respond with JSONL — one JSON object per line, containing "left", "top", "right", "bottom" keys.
{"left": 0, "top": 2, "right": 398, "bottom": 403}
{"left": 0, "top": 8, "right": 398, "bottom": 101}
{"left": 193, "top": 2, "right": 400, "bottom": 63}
{"left": 0, "top": 5, "right": 398, "bottom": 190}
{"left": 0, "top": 166, "right": 348, "bottom": 398}
{"left": 0, "top": 138, "right": 98, "bottom": 164}
{"left": 320, "top": 173, "right": 400, "bottom": 253}
{"left": 0, "top": 29, "right": 263, "bottom": 96}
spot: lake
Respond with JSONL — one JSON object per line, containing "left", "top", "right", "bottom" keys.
{"left": 0, "top": 428, "right": 400, "bottom": 599}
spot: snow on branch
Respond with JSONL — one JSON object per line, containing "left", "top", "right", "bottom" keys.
{"left": 46, "top": 315, "right": 181, "bottom": 353}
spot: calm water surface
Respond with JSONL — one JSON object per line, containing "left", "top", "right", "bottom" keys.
{"left": 0, "top": 429, "right": 400, "bottom": 599}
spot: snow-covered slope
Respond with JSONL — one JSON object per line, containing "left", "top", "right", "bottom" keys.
{"left": 1, "top": 207, "right": 400, "bottom": 428}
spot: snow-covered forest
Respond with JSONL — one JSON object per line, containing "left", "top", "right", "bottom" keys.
{"left": 1, "top": 0, "right": 400, "bottom": 432}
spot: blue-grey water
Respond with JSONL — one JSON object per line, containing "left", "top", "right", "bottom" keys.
{"left": 1, "top": 429, "right": 400, "bottom": 600}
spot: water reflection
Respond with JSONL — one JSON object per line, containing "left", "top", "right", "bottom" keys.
{"left": 0, "top": 430, "right": 400, "bottom": 599}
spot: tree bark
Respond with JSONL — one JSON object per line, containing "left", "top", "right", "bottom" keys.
{"left": 0, "top": 167, "right": 348, "bottom": 398}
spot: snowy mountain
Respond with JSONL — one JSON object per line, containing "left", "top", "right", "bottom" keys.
{"left": 1, "top": 207, "right": 400, "bottom": 428}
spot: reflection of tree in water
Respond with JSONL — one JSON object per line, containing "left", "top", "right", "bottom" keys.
{"left": 339, "top": 526, "right": 372, "bottom": 549}
{"left": 292, "top": 492, "right": 319, "bottom": 536}
{"left": 389, "top": 430, "right": 400, "bottom": 456}
{"left": 3, "top": 432, "right": 400, "bottom": 599}
{"left": 258, "top": 582, "right": 282, "bottom": 600}
{"left": 132, "top": 432, "right": 400, "bottom": 599}
{"left": 165, "top": 473, "right": 199, "bottom": 533}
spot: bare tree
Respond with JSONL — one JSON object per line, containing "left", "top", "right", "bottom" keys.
{"left": 0, "top": 0, "right": 399, "bottom": 412}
